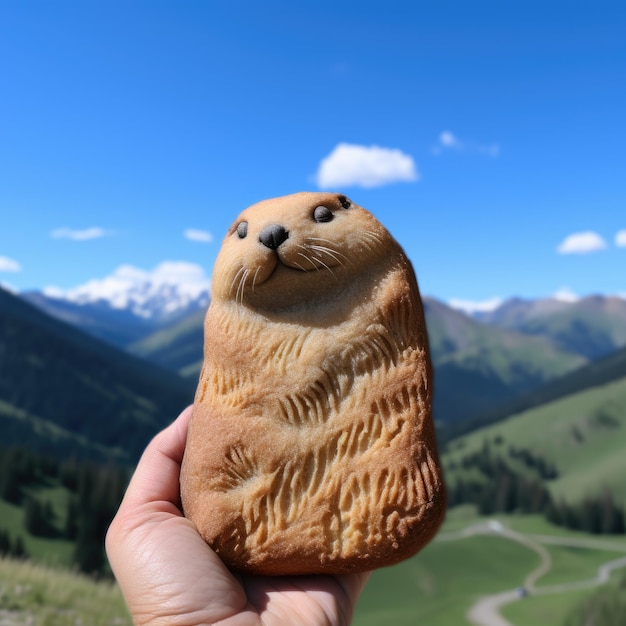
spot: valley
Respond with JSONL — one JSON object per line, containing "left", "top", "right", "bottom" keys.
{"left": 1, "top": 284, "right": 625, "bottom": 624}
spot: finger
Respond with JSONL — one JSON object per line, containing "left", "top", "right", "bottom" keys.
{"left": 120, "top": 404, "right": 193, "bottom": 512}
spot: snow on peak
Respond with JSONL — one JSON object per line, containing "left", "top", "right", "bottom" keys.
{"left": 552, "top": 287, "right": 579, "bottom": 303}
{"left": 43, "top": 261, "right": 211, "bottom": 319}
{"left": 448, "top": 297, "right": 504, "bottom": 315}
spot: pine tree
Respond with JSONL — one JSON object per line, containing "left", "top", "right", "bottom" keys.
{"left": 0, "top": 528, "right": 10, "bottom": 555}
{"left": 64, "top": 495, "right": 79, "bottom": 540}
{"left": 0, "top": 455, "right": 22, "bottom": 504}
{"left": 11, "top": 535, "right": 27, "bottom": 559}
{"left": 23, "top": 495, "right": 56, "bottom": 538}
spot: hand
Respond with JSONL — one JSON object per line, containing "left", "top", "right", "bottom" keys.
{"left": 106, "top": 406, "right": 370, "bottom": 625}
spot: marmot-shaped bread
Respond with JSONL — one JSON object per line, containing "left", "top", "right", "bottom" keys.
{"left": 180, "top": 192, "right": 445, "bottom": 575}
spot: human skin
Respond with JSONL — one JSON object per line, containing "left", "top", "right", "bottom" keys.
{"left": 105, "top": 406, "right": 371, "bottom": 626}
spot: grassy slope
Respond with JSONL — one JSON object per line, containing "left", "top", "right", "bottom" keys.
{"left": 442, "top": 376, "right": 626, "bottom": 504}
{"left": 128, "top": 308, "right": 205, "bottom": 377}
{"left": 0, "top": 470, "right": 94, "bottom": 568}
{"left": 0, "top": 287, "right": 195, "bottom": 462}
{"left": 0, "top": 557, "right": 130, "bottom": 626}
{"left": 4, "top": 504, "right": 626, "bottom": 625}
{"left": 444, "top": 344, "right": 626, "bottom": 441}
{"left": 354, "top": 534, "right": 538, "bottom": 626}
{"left": 502, "top": 588, "right": 599, "bottom": 626}
{"left": 354, "top": 507, "right": 626, "bottom": 625}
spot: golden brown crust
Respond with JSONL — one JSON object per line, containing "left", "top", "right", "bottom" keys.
{"left": 180, "top": 192, "right": 446, "bottom": 575}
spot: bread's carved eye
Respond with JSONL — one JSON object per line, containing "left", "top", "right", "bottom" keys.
{"left": 236, "top": 221, "right": 248, "bottom": 238}
{"left": 338, "top": 195, "right": 351, "bottom": 209}
{"left": 313, "top": 205, "right": 334, "bottom": 223}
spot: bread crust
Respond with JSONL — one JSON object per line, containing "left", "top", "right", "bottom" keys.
{"left": 180, "top": 192, "right": 446, "bottom": 574}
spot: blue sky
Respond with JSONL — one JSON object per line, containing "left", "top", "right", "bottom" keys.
{"left": 1, "top": 1, "right": 624, "bottom": 310}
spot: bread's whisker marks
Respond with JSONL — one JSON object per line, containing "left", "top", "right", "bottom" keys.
{"left": 310, "top": 247, "right": 346, "bottom": 270}
{"left": 229, "top": 266, "right": 246, "bottom": 299}
{"left": 310, "top": 254, "right": 338, "bottom": 281}
{"left": 307, "top": 238, "right": 350, "bottom": 262}
{"left": 296, "top": 247, "right": 321, "bottom": 271}
{"left": 308, "top": 243, "right": 348, "bottom": 269}
{"left": 235, "top": 268, "right": 250, "bottom": 305}
{"left": 251, "top": 266, "right": 261, "bottom": 292}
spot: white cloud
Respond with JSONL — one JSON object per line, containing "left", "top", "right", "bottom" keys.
{"left": 184, "top": 228, "right": 214, "bottom": 243}
{"left": 50, "top": 227, "right": 110, "bottom": 241}
{"left": 433, "top": 130, "right": 499, "bottom": 157}
{"left": 440, "top": 131, "right": 461, "bottom": 149}
{"left": 0, "top": 256, "right": 21, "bottom": 272}
{"left": 316, "top": 143, "right": 419, "bottom": 189}
{"left": 553, "top": 287, "right": 579, "bottom": 302}
{"left": 556, "top": 231, "right": 608, "bottom": 254}
{"left": 615, "top": 229, "right": 626, "bottom": 247}
{"left": 448, "top": 296, "right": 503, "bottom": 315}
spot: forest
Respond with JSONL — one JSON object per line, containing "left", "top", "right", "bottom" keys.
{"left": 0, "top": 445, "right": 129, "bottom": 574}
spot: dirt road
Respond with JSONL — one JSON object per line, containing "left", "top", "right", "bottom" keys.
{"left": 438, "top": 521, "right": 626, "bottom": 626}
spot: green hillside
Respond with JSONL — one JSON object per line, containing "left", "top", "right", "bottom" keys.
{"left": 442, "top": 373, "right": 626, "bottom": 505}
{"left": 444, "top": 344, "right": 626, "bottom": 441}
{"left": 128, "top": 308, "right": 205, "bottom": 379}
{"left": 0, "top": 287, "right": 194, "bottom": 462}
{"left": 354, "top": 532, "right": 537, "bottom": 625}
{"left": 0, "top": 556, "right": 130, "bottom": 625}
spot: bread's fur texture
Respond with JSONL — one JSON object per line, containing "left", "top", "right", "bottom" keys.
{"left": 180, "top": 192, "right": 446, "bottom": 575}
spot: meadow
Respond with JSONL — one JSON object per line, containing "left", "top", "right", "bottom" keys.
{"left": 2, "top": 503, "right": 626, "bottom": 624}
{"left": 353, "top": 507, "right": 626, "bottom": 625}
{"left": 0, "top": 557, "right": 129, "bottom": 626}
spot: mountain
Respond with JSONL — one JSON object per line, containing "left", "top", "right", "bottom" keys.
{"left": 22, "top": 261, "right": 211, "bottom": 348}
{"left": 423, "top": 298, "right": 587, "bottom": 424}
{"left": 474, "top": 295, "right": 626, "bottom": 360}
{"left": 127, "top": 296, "right": 587, "bottom": 425}
{"left": 0, "top": 286, "right": 195, "bottom": 462}
{"left": 441, "top": 346, "right": 626, "bottom": 504}
{"left": 21, "top": 291, "right": 159, "bottom": 347}
{"left": 21, "top": 274, "right": 613, "bottom": 427}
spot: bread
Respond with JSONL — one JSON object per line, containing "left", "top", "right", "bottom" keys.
{"left": 180, "top": 192, "right": 446, "bottom": 574}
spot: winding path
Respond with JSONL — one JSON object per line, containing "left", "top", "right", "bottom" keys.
{"left": 437, "top": 521, "right": 626, "bottom": 626}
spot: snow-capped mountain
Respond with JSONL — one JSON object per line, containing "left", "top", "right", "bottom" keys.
{"left": 22, "top": 262, "right": 212, "bottom": 347}
{"left": 449, "top": 293, "right": 626, "bottom": 360}
{"left": 42, "top": 261, "right": 211, "bottom": 321}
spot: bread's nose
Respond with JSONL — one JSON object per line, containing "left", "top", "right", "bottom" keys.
{"left": 259, "top": 224, "right": 289, "bottom": 250}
